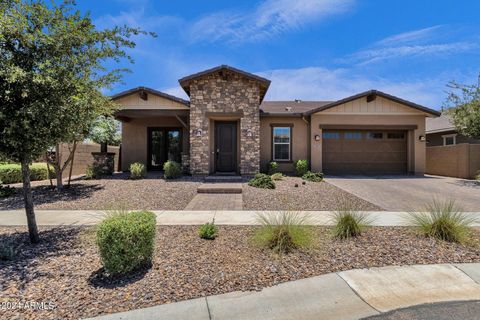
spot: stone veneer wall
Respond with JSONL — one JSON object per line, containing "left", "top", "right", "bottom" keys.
{"left": 189, "top": 72, "right": 261, "bottom": 175}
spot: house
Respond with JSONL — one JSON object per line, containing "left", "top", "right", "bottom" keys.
{"left": 426, "top": 113, "right": 480, "bottom": 146}
{"left": 425, "top": 113, "right": 480, "bottom": 179}
{"left": 113, "top": 65, "right": 440, "bottom": 176}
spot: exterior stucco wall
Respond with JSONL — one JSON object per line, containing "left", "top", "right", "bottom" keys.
{"left": 188, "top": 72, "right": 261, "bottom": 175}
{"left": 426, "top": 130, "right": 480, "bottom": 147}
{"left": 115, "top": 93, "right": 189, "bottom": 110}
{"left": 260, "top": 117, "right": 310, "bottom": 173}
{"left": 121, "top": 117, "right": 188, "bottom": 171}
{"left": 310, "top": 112, "right": 428, "bottom": 175}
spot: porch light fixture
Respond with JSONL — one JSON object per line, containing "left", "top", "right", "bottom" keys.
{"left": 419, "top": 135, "right": 426, "bottom": 142}
{"left": 314, "top": 134, "right": 321, "bottom": 141}
{"left": 195, "top": 129, "right": 202, "bottom": 137}
{"left": 246, "top": 129, "right": 253, "bottom": 137}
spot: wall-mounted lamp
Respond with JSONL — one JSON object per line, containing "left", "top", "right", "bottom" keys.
{"left": 195, "top": 129, "right": 203, "bottom": 137}
{"left": 246, "top": 129, "right": 253, "bottom": 137}
{"left": 314, "top": 134, "right": 321, "bottom": 141}
{"left": 418, "top": 135, "right": 426, "bottom": 142}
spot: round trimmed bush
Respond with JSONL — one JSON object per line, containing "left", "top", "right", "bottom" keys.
{"left": 248, "top": 173, "right": 275, "bottom": 189}
{"left": 268, "top": 161, "right": 279, "bottom": 175}
{"left": 163, "top": 160, "right": 181, "bottom": 179}
{"left": 199, "top": 221, "right": 218, "bottom": 240}
{"left": 130, "top": 162, "right": 146, "bottom": 180}
{"left": 294, "top": 160, "right": 308, "bottom": 177}
{"left": 96, "top": 210, "right": 156, "bottom": 275}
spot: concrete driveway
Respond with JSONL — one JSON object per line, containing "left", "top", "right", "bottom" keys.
{"left": 326, "top": 175, "right": 480, "bottom": 211}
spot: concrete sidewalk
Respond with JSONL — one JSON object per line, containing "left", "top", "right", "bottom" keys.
{"left": 1, "top": 209, "right": 480, "bottom": 226}
{"left": 86, "top": 263, "right": 480, "bottom": 320}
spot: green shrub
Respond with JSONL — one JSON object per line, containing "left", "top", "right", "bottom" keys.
{"left": 271, "top": 172, "right": 283, "bottom": 181}
{"left": 302, "top": 171, "right": 324, "bottom": 182}
{"left": 96, "top": 210, "right": 156, "bottom": 275}
{"left": 163, "top": 161, "right": 181, "bottom": 179}
{"left": 130, "top": 162, "right": 146, "bottom": 180}
{"left": 85, "top": 165, "right": 103, "bottom": 180}
{"left": 408, "top": 199, "right": 477, "bottom": 243}
{"left": 268, "top": 161, "right": 279, "bottom": 175}
{"left": 248, "top": 173, "right": 275, "bottom": 189}
{"left": 0, "top": 185, "right": 16, "bottom": 198}
{"left": 199, "top": 220, "right": 218, "bottom": 240}
{"left": 294, "top": 160, "right": 308, "bottom": 177}
{"left": 0, "top": 163, "right": 54, "bottom": 184}
{"left": 333, "top": 207, "right": 371, "bottom": 239}
{"left": 475, "top": 171, "right": 480, "bottom": 182}
{"left": 253, "top": 212, "right": 312, "bottom": 254}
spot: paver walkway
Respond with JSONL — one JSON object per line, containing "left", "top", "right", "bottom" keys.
{"left": 86, "top": 263, "right": 480, "bottom": 320}
{"left": 1, "top": 210, "right": 480, "bottom": 226}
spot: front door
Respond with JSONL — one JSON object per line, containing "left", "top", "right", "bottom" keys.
{"left": 215, "top": 121, "right": 237, "bottom": 173}
{"left": 147, "top": 127, "right": 182, "bottom": 170}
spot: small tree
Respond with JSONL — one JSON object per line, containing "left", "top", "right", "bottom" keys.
{"left": 0, "top": 0, "right": 153, "bottom": 242}
{"left": 445, "top": 74, "right": 480, "bottom": 139}
{"left": 89, "top": 115, "right": 121, "bottom": 152}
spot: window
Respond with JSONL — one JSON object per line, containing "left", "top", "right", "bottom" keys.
{"left": 367, "top": 132, "right": 383, "bottom": 139}
{"left": 442, "top": 134, "right": 457, "bottom": 146}
{"left": 345, "top": 132, "right": 362, "bottom": 139}
{"left": 387, "top": 132, "right": 405, "bottom": 140}
{"left": 273, "top": 127, "right": 291, "bottom": 161}
{"left": 322, "top": 132, "right": 340, "bottom": 139}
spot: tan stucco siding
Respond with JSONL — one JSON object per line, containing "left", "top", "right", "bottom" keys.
{"left": 310, "top": 114, "right": 427, "bottom": 174}
{"left": 121, "top": 117, "right": 189, "bottom": 171}
{"left": 115, "top": 93, "right": 189, "bottom": 110}
{"left": 322, "top": 96, "right": 428, "bottom": 115}
{"left": 260, "top": 117, "right": 309, "bottom": 173}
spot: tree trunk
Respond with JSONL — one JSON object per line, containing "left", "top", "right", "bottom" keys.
{"left": 67, "top": 141, "right": 77, "bottom": 187}
{"left": 21, "top": 159, "right": 40, "bottom": 243}
{"left": 100, "top": 142, "right": 107, "bottom": 153}
{"left": 55, "top": 144, "right": 63, "bottom": 189}
{"left": 56, "top": 169, "right": 63, "bottom": 189}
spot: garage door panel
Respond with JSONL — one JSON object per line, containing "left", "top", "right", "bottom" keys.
{"left": 322, "top": 130, "right": 407, "bottom": 175}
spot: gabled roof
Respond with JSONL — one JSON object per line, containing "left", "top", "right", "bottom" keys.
{"left": 178, "top": 65, "right": 271, "bottom": 102}
{"left": 111, "top": 86, "right": 190, "bottom": 106}
{"left": 304, "top": 90, "right": 441, "bottom": 116}
{"left": 426, "top": 113, "right": 455, "bottom": 133}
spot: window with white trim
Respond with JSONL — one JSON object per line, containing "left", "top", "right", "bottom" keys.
{"left": 442, "top": 134, "right": 457, "bottom": 146}
{"left": 273, "top": 127, "right": 291, "bottom": 161}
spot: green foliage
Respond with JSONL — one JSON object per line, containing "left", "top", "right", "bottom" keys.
{"left": 294, "top": 160, "right": 309, "bottom": 177}
{"left": 0, "top": 240, "right": 18, "bottom": 261}
{"left": 302, "top": 171, "right": 324, "bottom": 182}
{"left": 408, "top": 199, "right": 477, "bottom": 243}
{"left": 0, "top": 163, "right": 54, "bottom": 184}
{"left": 85, "top": 165, "right": 103, "bottom": 180}
{"left": 89, "top": 116, "right": 121, "bottom": 146}
{"left": 96, "top": 210, "right": 156, "bottom": 275}
{"left": 268, "top": 161, "right": 279, "bottom": 175}
{"left": 253, "top": 212, "right": 313, "bottom": 254}
{"left": 248, "top": 173, "right": 275, "bottom": 189}
{"left": 271, "top": 172, "right": 283, "bottom": 180}
{"left": 199, "top": 220, "right": 219, "bottom": 240}
{"left": 0, "top": 185, "right": 16, "bottom": 198}
{"left": 163, "top": 161, "right": 182, "bottom": 179}
{"left": 0, "top": 0, "right": 151, "bottom": 164}
{"left": 445, "top": 76, "right": 480, "bottom": 139}
{"left": 0, "top": 153, "right": 12, "bottom": 164}
{"left": 475, "top": 171, "right": 480, "bottom": 182}
{"left": 129, "top": 162, "right": 146, "bottom": 180}
{"left": 333, "top": 207, "right": 371, "bottom": 239}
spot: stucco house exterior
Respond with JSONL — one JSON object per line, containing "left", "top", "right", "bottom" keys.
{"left": 426, "top": 113, "right": 480, "bottom": 147}
{"left": 113, "top": 65, "right": 440, "bottom": 176}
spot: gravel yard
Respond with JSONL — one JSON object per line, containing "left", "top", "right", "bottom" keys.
{"left": 0, "top": 172, "right": 202, "bottom": 210}
{"left": 243, "top": 177, "right": 381, "bottom": 211}
{"left": 1, "top": 225, "right": 479, "bottom": 320}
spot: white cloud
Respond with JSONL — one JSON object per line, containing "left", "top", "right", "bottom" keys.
{"left": 189, "top": 0, "right": 355, "bottom": 44}
{"left": 342, "top": 25, "right": 479, "bottom": 65}
{"left": 258, "top": 67, "right": 446, "bottom": 108}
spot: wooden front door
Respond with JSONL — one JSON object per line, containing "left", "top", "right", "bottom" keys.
{"left": 215, "top": 121, "right": 237, "bottom": 173}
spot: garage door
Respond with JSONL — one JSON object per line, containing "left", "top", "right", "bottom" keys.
{"left": 322, "top": 130, "right": 407, "bottom": 175}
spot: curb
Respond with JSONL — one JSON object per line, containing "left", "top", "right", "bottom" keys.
{"left": 85, "top": 263, "right": 480, "bottom": 320}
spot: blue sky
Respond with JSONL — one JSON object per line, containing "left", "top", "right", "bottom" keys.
{"left": 80, "top": 0, "right": 480, "bottom": 109}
